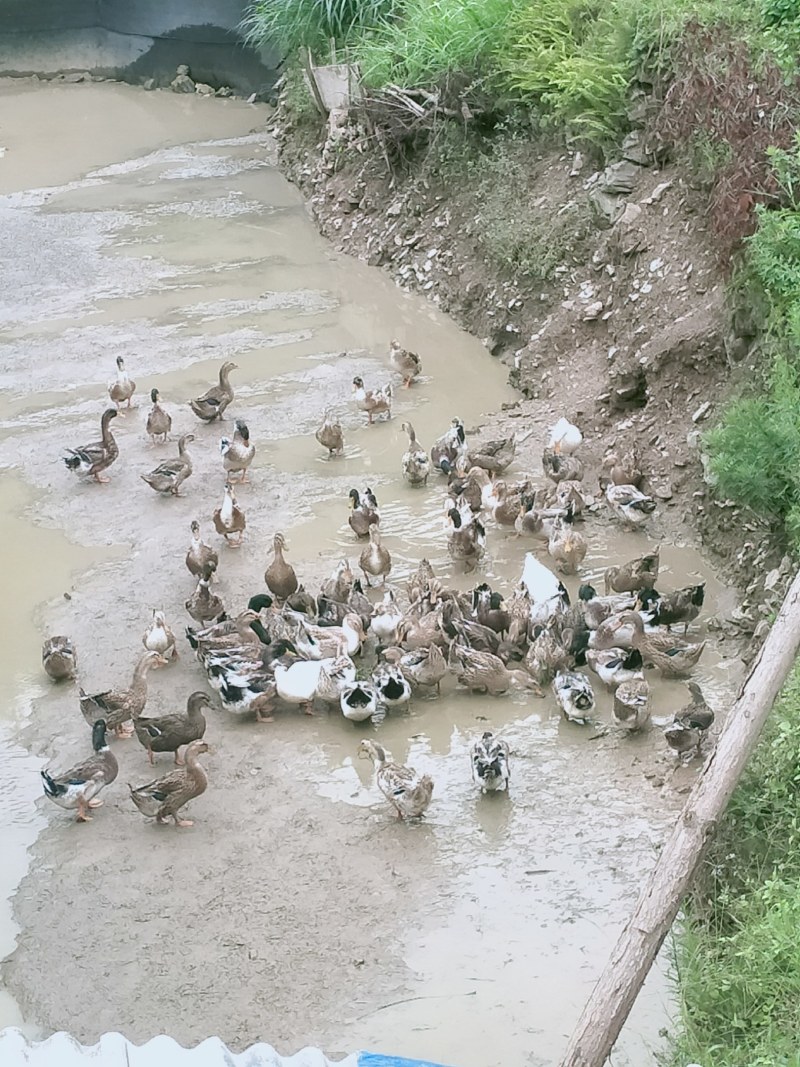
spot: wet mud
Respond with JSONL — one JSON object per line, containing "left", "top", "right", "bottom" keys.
{"left": 0, "top": 80, "right": 742, "bottom": 1066}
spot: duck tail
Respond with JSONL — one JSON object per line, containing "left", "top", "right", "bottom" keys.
{"left": 40, "top": 769, "right": 63, "bottom": 798}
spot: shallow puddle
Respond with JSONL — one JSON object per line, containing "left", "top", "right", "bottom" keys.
{"left": 0, "top": 80, "right": 741, "bottom": 1065}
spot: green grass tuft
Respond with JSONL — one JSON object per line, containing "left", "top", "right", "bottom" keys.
{"left": 672, "top": 666, "right": 800, "bottom": 1066}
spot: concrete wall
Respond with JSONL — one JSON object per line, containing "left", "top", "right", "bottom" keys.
{"left": 0, "top": 0, "right": 281, "bottom": 96}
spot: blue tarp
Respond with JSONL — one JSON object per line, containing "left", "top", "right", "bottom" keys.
{"left": 360, "top": 1057, "right": 454, "bottom": 1067}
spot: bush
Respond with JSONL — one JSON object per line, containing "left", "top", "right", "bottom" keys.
{"left": 355, "top": 0, "right": 522, "bottom": 90}
{"left": 672, "top": 667, "right": 800, "bottom": 1066}
{"left": 472, "top": 140, "right": 596, "bottom": 280}
{"left": 655, "top": 20, "right": 800, "bottom": 261}
{"left": 242, "top": 0, "right": 398, "bottom": 55}
{"left": 705, "top": 358, "right": 800, "bottom": 523}
{"left": 499, "top": 0, "right": 629, "bottom": 147}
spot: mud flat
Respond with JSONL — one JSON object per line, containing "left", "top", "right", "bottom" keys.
{"left": 0, "top": 79, "right": 742, "bottom": 1066}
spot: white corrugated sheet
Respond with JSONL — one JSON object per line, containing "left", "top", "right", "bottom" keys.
{"left": 0, "top": 1029, "right": 358, "bottom": 1066}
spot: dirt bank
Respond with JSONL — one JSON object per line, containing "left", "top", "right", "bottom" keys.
{"left": 275, "top": 98, "right": 793, "bottom": 644}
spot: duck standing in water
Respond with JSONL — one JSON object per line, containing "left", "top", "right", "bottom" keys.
{"left": 389, "top": 339, "right": 422, "bottom": 387}
{"left": 190, "top": 361, "right": 237, "bottom": 422}
{"left": 358, "top": 739, "right": 434, "bottom": 820}
{"left": 108, "top": 355, "right": 136, "bottom": 412}
{"left": 42, "top": 636, "right": 77, "bottom": 681}
{"left": 352, "top": 376, "right": 393, "bottom": 423}
{"left": 140, "top": 433, "right": 194, "bottom": 495}
{"left": 315, "top": 407, "right": 344, "bottom": 457}
{"left": 213, "top": 481, "right": 246, "bottom": 547}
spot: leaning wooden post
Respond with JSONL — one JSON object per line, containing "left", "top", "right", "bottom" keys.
{"left": 559, "top": 567, "right": 800, "bottom": 1067}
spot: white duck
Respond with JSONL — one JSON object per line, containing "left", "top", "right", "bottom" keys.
{"left": 340, "top": 681, "right": 380, "bottom": 722}
{"left": 586, "top": 647, "right": 644, "bottom": 689}
{"left": 142, "top": 609, "right": 177, "bottom": 663}
{"left": 520, "top": 553, "right": 570, "bottom": 626}
{"left": 273, "top": 659, "right": 327, "bottom": 713}
{"left": 605, "top": 484, "right": 656, "bottom": 528}
{"left": 547, "top": 417, "right": 582, "bottom": 454}
{"left": 371, "top": 590, "right": 403, "bottom": 647}
{"left": 372, "top": 664, "right": 412, "bottom": 710}
{"left": 552, "top": 670, "right": 596, "bottom": 724}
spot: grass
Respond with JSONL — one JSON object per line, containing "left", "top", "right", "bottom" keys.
{"left": 671, "top": 666, "right": 800, "bottom": 1066}
{"left": 354, "top": 0, "right": 523, "bottom": 90}
{"left": 473, "top": 140, "right": 595, "bottom": 280}
{"left": 705, "top": 138, "right": 800, "bottom": 550}
{"left": 241, "top": 0, "right": 398, "bottom": 54}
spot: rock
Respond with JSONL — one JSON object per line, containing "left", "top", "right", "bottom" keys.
{"left": 764, "top": 568, "right": 783, "bottom": 592}
{"left": 627, "top": 89, "right": 649, "bottom": 128}
{"left": 216, "top": 86, "right": 233, "bottom": 98}
{"left": 63, "top": 72, "right": 90, "bottom": 83}
{"left": 589, "top": 187, "right": 624, "bottom": 227}
{"left": 569, "top": 151, "right": 584, "bottom": 177}
{"left": 608, "top": 364, "right": 648, "bottom": 410}
{"left": 608, "top": 201, "right": 647, "bottom": 258}
{"left": 599, "top": 160, "right": 642, "bottom": 196}
{"left": 583, "top": 300, "right": 604, "bottom": 321}
{"left": 621, "top": 130, "right": 650, "bottom": 166}
{"left": 195, "top": 83, "right": 215, "bottom": 97}
{"left": 692, "top": 401, "right": 712, "bottom": 423}
{"left": 171, "top": 67, "right": 195, "bottom": 93}
{"left": 642, "top": 180, "right": 673, "bottom": 206}
{"left": 142, "top": 78, "right": 156, "bottom": 91}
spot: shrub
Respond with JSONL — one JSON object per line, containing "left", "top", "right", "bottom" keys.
{"left": 655, "top": 19, "right": 800, "bottom": 262}
{"left": 499, "top": 0, "right": 629, "bottom": 147}
{"left": 355, "top": 0, "right": 522, "bottom": 90}
{"left": 672, "top": 667, "right": 800, "bottom": 1066}
{"left": 705, "top": 357, "right": 800, "bottom": 523}
{"left": 242, "top": 0, "right": 398, "bottom": 55}
{"left": 472, "top": 140, "right": 596, "bottom": 280}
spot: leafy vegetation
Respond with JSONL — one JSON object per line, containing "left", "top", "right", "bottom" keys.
{"left": 354, "top": 0, "right": 521, "bottom": 90}
{"left": 671, "top": 666, "right": 800, "bottom": 1066}
{"left": 706, "top": 137, "right": 800, "bottom": 549}
{"left": 471, "top": 140, "right": 595, "bottom": 280}
{"left": 241, "top": 0, "right": 397, "bottom": 54}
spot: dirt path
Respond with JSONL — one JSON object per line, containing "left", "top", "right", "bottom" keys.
{"left": 0, "top": 80, "right": 743, "bottom": 1066}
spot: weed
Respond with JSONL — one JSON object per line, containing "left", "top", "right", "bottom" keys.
{"left": 672, "top": 666, "right": 800, "bottom": 1066}
{"left": 241, "top": 0, "right": 397, "bottom": 55}
{"left": 355, "top": 0, "right": 522, "bottom": 89}
{"left": 472, "top": 142, "right": 596, "bottom": 281}
{"left": 655, "top": 20, "right": 800, "bottom": 261}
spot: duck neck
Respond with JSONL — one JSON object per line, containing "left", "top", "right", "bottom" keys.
{"left": 221, "top": 493, "right": 233, "bottom": 523}
{"left": 100, "top": 410, "right": 116, "bottom": 442}
{"left": 219, "top": 365, "right": 231, "bottom": 388}
{"left": 131, "top": 657, "right": 155, "bottom": 692}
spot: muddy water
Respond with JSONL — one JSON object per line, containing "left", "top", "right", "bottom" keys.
{"left": 0, "top": 78, "right": 740, "bottom": 1066}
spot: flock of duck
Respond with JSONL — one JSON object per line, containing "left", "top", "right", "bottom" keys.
{"left": 40, "top": 342, "right": 716, "bottom": 826}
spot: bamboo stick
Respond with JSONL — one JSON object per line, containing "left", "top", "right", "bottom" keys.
{"left": 559, "top": 568, "right": 800, "bottom": 1067}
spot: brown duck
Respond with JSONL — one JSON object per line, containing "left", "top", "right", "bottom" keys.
{"left": 63, "top": 408, "right": 119, "bottom": 483}
{"left": 133, "top": 691, "right": 210, "bottom": 766}
{"left": 190, "top": 361, "right": 237, "bottom": 421}
{"left": 128, "top": 738, "right": 209, "bottom": 827}
{"left": 265, "top": 532, "right": 298, "bottom": 600}
{"left": 79, "top": 651, "right": 164, "bottom": 737}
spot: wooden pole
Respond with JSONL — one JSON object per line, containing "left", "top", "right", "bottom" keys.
{"left": 559, "top": 568, "right": 800, "bottom": 1067}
